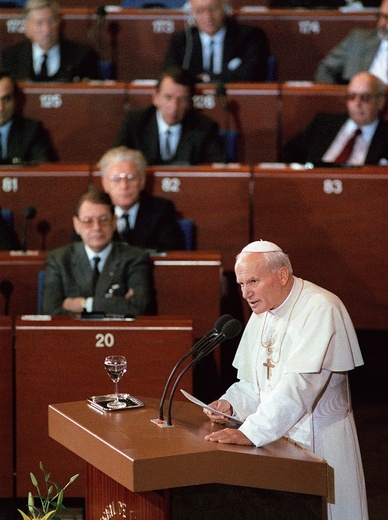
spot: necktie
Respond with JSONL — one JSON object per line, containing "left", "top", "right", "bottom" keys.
{"left": 164, "top": 129, "right": 172, "bottom": 161}
{"left": 91, "top": 256, "right": 101, "bottom": 295}
{"left": 333, "top": 128, "right": 362, "bottom": 164}
{"left": 0, "top": 132, "right": 3, "bottom": 159}
{"left": 40, "top": 54, "right": 48, "bottom": 80}
{"left": 120, "top": 213, "right": 133, "bottom": 244}
{"left": 208, "top": 39, "right": 214, "bottom": 74}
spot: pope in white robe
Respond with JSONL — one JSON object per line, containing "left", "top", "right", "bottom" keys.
{"left": 204, "top": 240, "right": 368, "bottom": 520}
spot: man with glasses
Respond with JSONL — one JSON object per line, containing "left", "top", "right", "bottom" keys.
{"left": 41, "top": 190, "right": 152, "bottom": 316}
{"left": 99, "top": 146, "right": 185, "bottom": 251}
{"left": 316, "top": 0, "right": 388, "bottom": 84}
{"left": 282, "top": 72, "right": 388, "bottom": 166}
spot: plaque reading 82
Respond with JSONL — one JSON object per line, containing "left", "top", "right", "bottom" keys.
{"left": 161, "top": 177, "right": 181, "bottom": 192}
{"left": 323, "top": 179, "right": 343, "bottom": 194}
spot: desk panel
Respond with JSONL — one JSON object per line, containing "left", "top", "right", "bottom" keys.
{"left": 0, "top": 164, "right": 91, "bottom": 250}
{"left": 20, "top": 83, "right": 127, "bottom": 162}
{"left": 237, "top": 9, "right": 377, "bottom": 82}
{"left": 0, "top": 316, "right": 13, "bottom": 497}
{"left": 0, "top": 252, "right": 45, "bottom": 316}
{"left": 252, "top": 166, "right": 388, "bottom": 329}
{"left": 15, "top": 316, "right": 193, "bottom": 496}
{"left": 127, "top": 82, "right": 279, "bottom": 163}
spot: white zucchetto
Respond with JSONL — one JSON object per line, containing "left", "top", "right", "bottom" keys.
{"left": 241, "top": 240, "right": 283, "bottom": 253}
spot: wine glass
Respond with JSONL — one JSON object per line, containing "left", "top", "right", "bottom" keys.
{"left": 104, "top": 355, "right": 127, "bottom": 409}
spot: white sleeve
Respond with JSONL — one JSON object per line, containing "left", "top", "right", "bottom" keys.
{"left": 221, "top": 380, "right": 261, "bottom": 420}
{"left": 237, "top": 370, "right": 332, "bottom": 447}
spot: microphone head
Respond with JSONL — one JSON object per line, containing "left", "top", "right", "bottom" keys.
{"left": 214, "top": 314, "right": 233, "bottom": 332}
{"left": 221, "top": 319, "right": 242, "bottom": 340}
{"left": 23, "top": 205, "right": 37, "bottom": 220}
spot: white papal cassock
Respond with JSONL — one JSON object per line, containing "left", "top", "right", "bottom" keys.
{"left": 222, "top": 276, "right": 368, "bottom": 520}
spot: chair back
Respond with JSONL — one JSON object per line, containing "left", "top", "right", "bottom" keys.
{"left": 178, "top": 219, "right": 195, "bottom": 250}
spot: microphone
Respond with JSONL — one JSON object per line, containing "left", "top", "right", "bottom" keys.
{"left": 215, "top": 81, "right": 230, "bottom": 131}
{"left": 21, "top": 206, "right": 37, "bottom": 252}
{"left": 158, "top": 314, "right": 233, "bottom": 422}
{"left": 166, "top": 318, "right": 242, "bottom": 426}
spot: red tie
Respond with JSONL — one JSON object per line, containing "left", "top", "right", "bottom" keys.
{"left": 333, "top": 128, "right": 362, "bottom": 164}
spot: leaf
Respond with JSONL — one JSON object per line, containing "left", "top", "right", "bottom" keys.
{"left": 17, "top": 510, "right": 32, "bottom": 520}
{"left": 30, "top": 472, "right": 38, "bottom": 487}
{"left": 41, "top": 512, "right": 57, "bottom": 520}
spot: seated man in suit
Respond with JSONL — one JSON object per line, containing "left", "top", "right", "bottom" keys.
{"left": 283, "top": 72, "right": 388, "bottom": 166}
{"left": 113, "top": 66, "right": 226, "bottom": 165}
{"left": 163, "top": 0, "right": 269, "bottom": 83}
{"left": 99, "top": 146, "right": 185, "bottom": 252}
{"left": 0, "top": 0, "right": 100, "bottom": 82}
{"left": 42, "top": 190, "right": 152, "bottom": 316}
{"left": 0, "top": 70, "right": 57, "bottom": 164}
{"left": 315, "top": 0, "right": 388, "bottom": 84}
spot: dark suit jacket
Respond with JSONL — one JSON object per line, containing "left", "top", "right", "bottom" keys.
{"left": 41, "top": 241, "right": 152, "bottom": 316}
{"left": 1, "top": 114, "right": 58, "bottom": 165}
{"left": 0, "top": 39, "right": 100, "bottom": 82}
{"left": 116, "top": 192, "right": 185, "bottom": 251}
{"left": 0, "top": 214, "right": 21, "bottom": 250}
{"left": 282, "top": 113, "right": 388, "bottom": 165}
{"left": 163, "top": 18, "right": 269, "bottom": 82}
{"left": 114, "top": 105, "right": 226, "bottom": 165}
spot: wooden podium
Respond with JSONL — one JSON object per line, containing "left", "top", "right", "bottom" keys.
{"left": 49, "top": 399, "right": 330, "bottom": 519}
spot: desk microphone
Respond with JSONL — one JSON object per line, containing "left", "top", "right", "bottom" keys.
{"left": 216, "top": 81, "right": 230, "bottom": 131}
{"left": 21, "top": 205, "right": 37, "bottom": 252}
{"left": 166, "top": 318, "right": 242, "bottom": 426}
{"left": 158, "top": 314, "right": 233, "bottom": 422}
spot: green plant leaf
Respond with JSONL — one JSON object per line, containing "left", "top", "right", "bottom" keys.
{"left": 17, "top": 510, "right": 32, "bottom": 520}
{"left": 30, "top": 472, "right": 38, "bottom": 487}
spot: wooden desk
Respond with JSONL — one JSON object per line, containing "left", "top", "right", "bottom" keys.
{"left": 127, "top": 81, "right": 279, "bottom": 163}
{"left": 0, "top": 251, "right": 45, "bottom": 316}
{"left": 49, "top": 399, "right": 329, "bottom": 519}
{"left": 0, "top": 316, "right": 13, "bottom": 498}
{"left": 0, "top": 164, "right": 91, "bottom": 250}
{"left": 252, "top": 165, "right": 388, "bottom": 329}
{"left": 20, "top": 82, "right": 127, "bottom": 163}
{"left": 14, "top": 315, "right": 193, "bottom": 497}
{"left": 237, "top": 9, "right": 378, "bottom": 82}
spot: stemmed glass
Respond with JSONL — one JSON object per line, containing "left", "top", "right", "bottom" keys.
{"left": 104, "top": 355, "right": 127, "bottom": 409}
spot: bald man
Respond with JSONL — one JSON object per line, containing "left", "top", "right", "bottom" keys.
{"left": 204, "top": 240, "right": 368, "bottom": 520}
{"left": 283, "top": 72, "right": 388, "bottom": 166}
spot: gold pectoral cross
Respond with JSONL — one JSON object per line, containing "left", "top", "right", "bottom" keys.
{"left": 263, "top": 356, "right": 275, "bottom": 380}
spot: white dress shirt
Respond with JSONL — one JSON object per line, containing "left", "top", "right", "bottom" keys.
{"left": 199, "top": 27, "right": 226, "bottom": 75}
{"left": 32, "top": 42, "right": 60, "bottom": 77}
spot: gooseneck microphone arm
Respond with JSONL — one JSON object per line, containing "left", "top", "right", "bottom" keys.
{"left": 166, "top": 319, "right": 242, "bottom": 426}
{"left": 158, "top": 314, "right": 233, "bottom": 422}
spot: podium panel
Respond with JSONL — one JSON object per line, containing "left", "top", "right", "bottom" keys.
{"left": 252, "top": 165, "right": 388, "bottom": 329}
{"left": 20, "top": 83, "right": 127, "bottom": 162}
{"left": 0, "top": 252, "right": 45, "bottom": 316}
{"left": 49, "top": 399, "right": 329, "bottom": 519}
{"left": 0, "top": 316, "right": 13, "bottom": 498}
{"left": 0, "top": 164, "right": 91, "bottom": 250}
{"left": 15, "top": 316, "right": 193, "bottom": 496}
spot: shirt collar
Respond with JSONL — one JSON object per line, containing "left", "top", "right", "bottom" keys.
{"left": 84, "top": 242, "right": 113, "bottom": 267}
{"left": 156, "top": 110, "right": 182, "bottom": 133}
{"left": 199, "top": 26, "right": 227, "bottom": 45}
{"left": 346, "top": 118, "right": 380, "bottom": 140}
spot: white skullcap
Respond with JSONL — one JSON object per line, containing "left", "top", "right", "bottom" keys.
{"left": 241, "top": 240, "right": 283, "bottom": 253}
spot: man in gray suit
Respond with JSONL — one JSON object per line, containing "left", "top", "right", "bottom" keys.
{"left": 41, "top": 190, "right": 152, "bottom": 316}
{"left": 315, "top": 0, "right": 388, "bottom": 84}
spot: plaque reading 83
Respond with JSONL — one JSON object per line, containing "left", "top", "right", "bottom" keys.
{"left": 161, "top": 177, "right": 181, "bottom": 192}
{"left": 323, "top": 179, "right": 343, "bottom": 194}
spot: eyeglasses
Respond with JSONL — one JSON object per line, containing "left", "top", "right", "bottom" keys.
{"left": 345, "top": 92, "right": 383, "bottom": 103}
{"left": 77, "top": 215, "right": 112, "bottom": 227}
{"left": 106, "top": 173, "right": 140, "bottom": 183}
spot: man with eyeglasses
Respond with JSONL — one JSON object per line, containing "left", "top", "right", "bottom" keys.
{"left": 316, "top": 0, "right": 388, "bottom": 84}
{"left": 282, "top": 72, "right": 388, "bottom": 166}
{"left": 99, "top": 146, "right": 185, "bottom": 251}
{"left": 41, "top": 190, "right": 152, "bottom": 316}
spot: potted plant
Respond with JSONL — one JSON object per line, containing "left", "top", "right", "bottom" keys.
{"left": 18, "top": 461, "right": 79, "bottom": 520}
